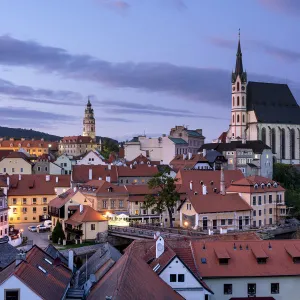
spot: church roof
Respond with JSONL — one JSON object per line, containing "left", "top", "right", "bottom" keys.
{"left": 247, "top": 81, "right": 300, "bottom": 124}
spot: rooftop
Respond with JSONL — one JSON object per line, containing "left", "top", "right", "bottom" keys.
{"left": 66, "top": 205, "right": 107, "bottom": 224}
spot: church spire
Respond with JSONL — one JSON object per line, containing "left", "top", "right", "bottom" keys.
{"left": 232, "top": 29, "right": 247, "bottom": 83}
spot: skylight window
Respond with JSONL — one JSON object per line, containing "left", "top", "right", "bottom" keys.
{"left": 38, "top": 266, "right": 47, "bottom": 274}
{"left": 44, "top": 258, "right": 52, "bottom": 265}
{"left": 201, "top": 258, "right": 207, "bottom": 264}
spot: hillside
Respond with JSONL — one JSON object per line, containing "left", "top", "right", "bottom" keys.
{"left": 0, "top": 126, "right": 119, "bottom": 145}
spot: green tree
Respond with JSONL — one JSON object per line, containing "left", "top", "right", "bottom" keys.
{"left": 52, "top": 221, "right": 65, "bottom": 244}
{"left": 144, "top": 171, "right": 180, "bottom": 228}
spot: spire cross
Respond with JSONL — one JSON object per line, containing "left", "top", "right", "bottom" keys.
{"left": 238, "top": 28, "right": 240, "bottom": 39}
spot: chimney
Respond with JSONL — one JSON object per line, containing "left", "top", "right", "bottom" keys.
{"left": 55, "top": 176, "right": 59, "bottom": 183}
{"left": 202, "top": 149, "right": 207, "bottom": 157}
{"left": 189, "top": 180, "right": 193, "bottom": 191}
{"left": 130, "top": 164, "right": 133, "bottom": 169}
{"left": 202, "top": 184, "right": 207, "bottom": 195}
{"left": 6, "top": 176, "right": 10, "bottom": 187}
{"left": 108, "top": 164, "right": 112, "bottom": 170}
{"left": 18, "top": 174, "right": 21, "bottom": 181}
{"left": 182, "top": 154, "right": 187, "bottom": 160}
{"left": 46, "top": 175, "right": 50, "bottom": 182}
{"left": 98, "top": 177, "right": 102, "bottom": 180}
{"left": 73, "top": 186, "right": 77, "bottom": 193}
{"left": 106, "top": 176, "right": 111, "bottom": 183}
{"left": 220, "top": 166, "right": 225, "bottom": 195}
{"left": 88, "top": 169, "right": 92, "bottom": 180}
{"left": 156, "top": 236, "right": 164, "bottom": 259}
{"left": 79, "top": 204, "right": 83, "bottom": 214}
{"left": 188, "top": 152, "right": 192, "bottom": 160}
{"left": 68, "top": 250, "right": 74, "bottom": 272}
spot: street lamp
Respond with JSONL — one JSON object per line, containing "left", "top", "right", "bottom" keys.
{"left": 184, "top": 221, "right": 189, "bottom": 227}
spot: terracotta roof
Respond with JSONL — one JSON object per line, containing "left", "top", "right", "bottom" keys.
{"left": 48, "top": 188, "right": 81, "bottom": 209}
{"left": 0, "top": 245, "right": 72, "bottom": 300}
{"left": 176, "top": 169, "right": 244, "bottom": 195}
{"left": 2, "top": 151, "right": 31, "bottom": 162}
{"left": 170, "top": 153, "right": 208, "bottom": 171}
{"left": 218, "top": 131, "right": 227, "bottom": 143}
{"left": 67, "top": 205, "right": 107, "bottom": 223}
{"left": 72, "top": 165, "right": 118, "bottom": 183}
{"left": 61, "top": 135, "right": 94, "bottom": 144}
{"left": 80, "top": 180, "right": 127, "bottom": 195}
{"left": 192, "top": 240, "right": 300, "bottom": 278}
{"left": 8, "top": 174, "right": 70, "bottom": 196}
{"left": 0, "top": 150, "right": 14, "bottom": 160}
{"left": 226, "top": 175, "right": 285, "bottom": 193}
{"left": 88, "top": 243, "right": 184, "bottom": 300}
{"left": 0, "top": 175, "right": 7, "bottom": 187}
{"left": 118, "top": 164, "right": 159, "bottom": 177}
{"left": 188, "top": 193, "right": 252, "bottom": 214}
{"left": 126, "top": 154, "right": 160, "bottom": 166}
{"left": 0, "top": 139, "right": 57, "bottom": 150}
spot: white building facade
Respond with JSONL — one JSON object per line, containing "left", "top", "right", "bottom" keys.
{"left": 227, "top": 35, "right": 300, "bottom": 164}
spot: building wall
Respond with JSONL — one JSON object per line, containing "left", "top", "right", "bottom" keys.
{"left": 92, "top": 194, "right": 128, "bottom": 214}
{"left": 0, "top": 196, "right": 9, "bottom": 238}
{"left": 160, "top": 257, "right": 207, "bottom": 300}
{"left": 82, "top": 220, "right": 108, "bottom": 240}
{"left": 76, "top": 151, "right": 106, "bottom": 166}
{"left": 0, "top": 158, "right": 32, "bottom": 175}
{"left": 54, "top": 155, "right": 73, "bottom": 175}
{"left": 0, "top": 275, "right": 41, "bottom": 300}
{"left": 33, "top": 161, "right": 49, "bottom": 174}
{"left": 59, "top": 142, "right": 97, "bottom": 156}
{"left": 128, "top": 202, "right": 159, "bottom": 223}
{"left": 205, "top": 276, "right": 300, "bottom": 300}
{"left": 118, "top": 176, "right": 152, "bottom": 185}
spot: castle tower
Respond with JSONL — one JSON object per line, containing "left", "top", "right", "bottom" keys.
{"left": 83, "top": 98, "right": 96, "bottom": 140}
{"left": 230, "top": 30, "right": 247, "bottom": 140}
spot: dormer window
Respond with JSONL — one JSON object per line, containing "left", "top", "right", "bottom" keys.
{"left": 267, "top": 183, "right": 271, "bottom": 188}
{"left": 210, "top": 180, "right": 214, "bottom": 185}
{"left": 254, "top": 183, "right": 258, "bottom": 189}
{"left": 257, "top": 257, "right": 267, "bottom": 264}
{"left": 261, "top": 183, "right": 265, "bottom": 189}
{"left": 273, "top": 182, "right": 278, "bottom": 188}
{"left": 213, "top": 188, "right": 217, "bottom": 193}
{"left": 219, "top": 258, "right": 229, "bottom": 265}
{"left": 200, "top": 181, "right": 203, "bottom": 185}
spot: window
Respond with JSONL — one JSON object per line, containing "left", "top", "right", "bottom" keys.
{"left": 237, "top": 82, "right": 240, "bottom": 91}
{"left": 91, "top": 224, "right": 95, "bottom": 230}
{"left": 5, "top": 289, "right": 20, "bottom": 300}
{"left": 245, "top": 216, "right": 249, "bottom": 225}
{"left": 269, "top": 218, "right": 273, "bottom": 225}
{"left": 20, "top": 168, "right": 23, "bottom": 173}
{"left": 261, "top": 127, "right": 266, "bottom": 144}
{"left": 32, "top": 198, "right": 37, "bottom": 204}
{"left": 119, "top": 200, "right": 124, "bottom": 208}
{"left": 248, "top": 283, "right": 256, "bottom": 295}
{"left": 12, "top": 168, "right": 15, "bottom": 173}
{"left": 224, "top": 284, "right": 232, "bottom": 295}
{"left": 103, "top": 200, "right": 107, "bottom": 209}
{"left": 269, "top": 194, "right": 272, "bottom": 203}
{"left": 252, "top": 196, "right": 256, "bottom": 205}
{"left": 43, "top": 207, "right": 47, "bottom": 212}
{"left": 271, "top": 283, "right": 279, "bottom": 294}
{"left": 242, "top": 114, "right": 245, "bottom": 123}
{"left": 22, "top": 208, "right": 27, "bottom": 213}
{"left": 253, "top": 210, "right": 256, "bottom": 217}
{"left": 258, "top": 196, "right": 262, "bottom": 205}
{"left": 33, "top": 207, "right": 36, "bottom": 213}
{"left": 232, "top": 97, "right": 235, "bottom": 106}
{"left": 219, "top": 258, "right": 229, "bottom": 265}
{"left": 269, "top": 208, "right": 273, "bottom": 214}
{"left": 221, "top": 219, "right": 226, "bottom": 226}
{"left": 291, "top": 129, "right": 296, "bottom": 159}
{"left": 242, "top": 96, "right": 245, "bottom": 106}
{"left": 111, "top": 200, "right": 115, "bottom": 208}
{"left": 237, "top": 114, "right": 240, "bottom": 123}
{"left": 232, "top": 115, "right": 235, "bottom": 123}
{"left": 259, "top": 220, "right": 262, "bottom": 227}
{"left": 228, "top": 219, "right": 233, "bottom": 225}
{"left": 271, "top": 128, "right": 276, "bottom": 154}
{"left": 45, "top": 167, "right": 48, "bottom": 172}
{"left": 237, "top": 96, "right": 240, "bottom": 106}
{"left": 259, "top": 210, "right": 262, "bottom": 216}
{"left": 37, "top": 166, "right": 41, "bottom": 171}
{"left": 170, "top": 274, "right": 176, "bottom": 282}
{"left": 178, "top": 274, "right": 185, "bottom": 282}
{"left": 22, "top": 198, "right": 27, "bottom": 204}
{"left": 281, "top": 129, "right": 285, "bottom": 159}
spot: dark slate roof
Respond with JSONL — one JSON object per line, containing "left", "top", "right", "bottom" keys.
{"left": 0, "top": 237, "right": 20, "bottom": 270}
{"left": 129, "top": 137, "right": 139, "bottom": 143}
{"left": 199, "top": 140, "right": 270, "bottom": 154}
{"left": 44, "top": 244, "right": 68, "bottom": 266}
{"left": 168, "top": 137, "right": 188, "bottom": 145}
{"left": 186, "top": 130, "right": 203, "bottom": 137}
{"left": 247, "top": 81, "right": 300, "bottom": 124}
{"left": 205, "top": 150, "right": 226, "bottom": 163}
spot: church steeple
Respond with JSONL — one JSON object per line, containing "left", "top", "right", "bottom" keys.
{"left": 232, "top": 30, "right": 247, "bottom": 83}
{"left": 83, "top": 97, "right": 96, "bottom": 140}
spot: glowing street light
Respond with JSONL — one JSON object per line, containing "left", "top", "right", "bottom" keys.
{"left": 184, "top": 221, "right": 189, "bottom": 227}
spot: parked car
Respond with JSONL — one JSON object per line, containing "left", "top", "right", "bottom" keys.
{"left": 37, "top": 224, "right": 48, "bottom": 231}
{"left": 44, "top": 220, "right": 52, "bottom": 228}
{"left": 28, "top": 226, "right": 37, "bottom": 232}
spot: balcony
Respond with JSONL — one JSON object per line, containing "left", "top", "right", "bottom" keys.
{"left": 65, "top": 227, "right": 83, "bottom": 236}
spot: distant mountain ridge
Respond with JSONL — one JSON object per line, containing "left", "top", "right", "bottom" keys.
{"left": 0, "top": 126, "right": 118, "bottom": 144}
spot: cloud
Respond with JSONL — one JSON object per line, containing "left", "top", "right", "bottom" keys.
{"left": 257, "top": 0, "right": 300, "bottom": 17}
{"left": 208, "top": 37, "right": 300, "bottom": 63}
{"left": 0, "top": 35, "right": 299, "bottom": 107}
{"left": 101, "top": 117, "right": 134, "bottom": 122}
{"left": 96, "top": 0, "right": 130, "bottom": 13}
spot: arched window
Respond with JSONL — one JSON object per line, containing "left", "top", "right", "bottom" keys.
{"left": 242, "top": 114, "right": 245, "bottom": 123}
{"left": 291, "top": 129, "right": 295, "bottom": 159}
{"left": 237, "top": 115, "right": 240, "bottom": 123}
{"left": 281, "top": 128, "right": 285, "bottom": 159}
{"left": 237, "top": 82, "right": 240, "bottom": 91}
{"left": 242, "top": 97, "right": 245, "bottom": 106}
{"left": 237, "top": 97, "right": 240, "bottom": 106}
{"left": 232, "top": 115, "right": 235, "bottom": 123}
{"left": 261, "top": 128, "right": 266, "bottom": 144}
{"left": 271, "top": 128, "right": 276, "bottom": 154}
{"left": 232, "top": 97, "right": 235, "bottom": 106}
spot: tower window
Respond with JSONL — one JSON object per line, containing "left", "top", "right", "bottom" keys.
{"left": 237, "top": 82, "right": 240, "bottom": 91}
{"left": 232, "top": 97, "right": 235, "bottom": 106}
{"left": 237, "top": 115, "right": 240, "bottom": 123}
{"left": 242, "top": 96, "right": 245, "bottom": 106}
{"left": 237, "top": 97, "right": 240, "bottom": 106}
{"left": 242, "top": 114, "right": 245, "bottom": 123}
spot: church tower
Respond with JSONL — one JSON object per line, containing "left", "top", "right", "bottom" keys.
{"left": 83, "top": 98, "right": 96, "bottom": 140}
{"left": 230, "top": 31, "right": 247, "bottom": 140}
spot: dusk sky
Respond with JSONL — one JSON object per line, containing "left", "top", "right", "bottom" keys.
{"left": 0, "top": 0, "right": 299, "bottom": 142}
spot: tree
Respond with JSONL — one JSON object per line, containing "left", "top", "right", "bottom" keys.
{"left": 52, "top": 221, "right": 65, "bottom": 244}
{"left": 144, "top": 171, "right": 180, "bottom": 228}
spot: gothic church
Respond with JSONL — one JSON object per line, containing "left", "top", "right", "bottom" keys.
{"left": 227, "top": 35, "right": 300, "bottom": 164}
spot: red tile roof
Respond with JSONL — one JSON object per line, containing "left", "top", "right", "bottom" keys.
{"left": 3, "top": 151, "right": 32, "bottom": 162}
{"left": 0, "top": 245, "right": 72, "bottom": 300}
{"left": 226, "top": 175, "right": 285, "bottom": 193}
{"left": 170, "top": 153, "right": 208, "bottom": 171}
{"left": 126, "top": 154, "right": 160, "bottom": 166}
{"left": 67, "top": 205, "right": 107, "bottom": 223}
{"left": 188, "top": 193, "right": 252, "bottom": 214}
{"left": 0, "top": 139, "right": 57, "bottom": 150}
{"left": 192, "top": 240, "right": 300, "bottom": 278}
{"left": 0, "top": 150, "right": 14, "bottom": 160}
{"left": 72, "top": 165, "right": 118, "bottom": 183}
{"left": 218, "top": 131, "right": 228, "bottom": 143}
{"left": 176, "top": 169, "right": 244, "bottom": 195}
{"left": 61, "top": 135, "right": 95, "bottom": 144}
{"left": 80, "top": 180, "right": 127, "bottom": 194}
{"left": 88, "top": 243, "right": 184, "bottom": 300}
{"left": 48, "top": 188, "right": 81, "bottom": 208}
{"left": 118, "top": 164, "right": 159, "bottom": 177}
{"left": 8, "top": 174, "right": 70, "bottom": 196}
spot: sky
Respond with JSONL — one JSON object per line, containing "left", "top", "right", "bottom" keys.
{"left": 0, "top": 0, "right": 299, "bottom": 142}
